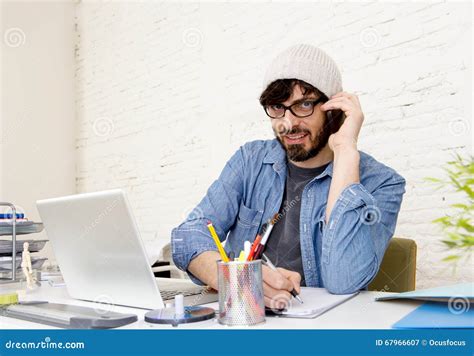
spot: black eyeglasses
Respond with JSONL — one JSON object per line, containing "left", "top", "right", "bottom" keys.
{"left": 263, "top": 97, "right": 326, "bottom": 119}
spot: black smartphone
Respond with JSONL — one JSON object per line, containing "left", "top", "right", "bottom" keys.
{"left": 327, "top": 109, "right": 345, "bottom": 134}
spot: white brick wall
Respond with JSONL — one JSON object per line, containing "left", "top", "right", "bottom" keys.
{"left": 75, "top": 1, "right": 472, "bottom": 288}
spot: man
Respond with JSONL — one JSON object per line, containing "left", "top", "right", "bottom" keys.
{"left": 171, "top": 44, "right": 405, "bottom": 309}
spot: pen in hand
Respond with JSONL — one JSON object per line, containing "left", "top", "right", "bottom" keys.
{"left": 262, "top": 253, "right": 303, "bottom": 304}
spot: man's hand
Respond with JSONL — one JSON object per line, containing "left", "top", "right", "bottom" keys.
{"left": 262, "top": 265, "right": 301, "bottom": 310}
{"left": 320, "top": 91, "right": 364, "bottom": 152}
{"left": 319, "top": 92, "right": 363, "bottom": 223}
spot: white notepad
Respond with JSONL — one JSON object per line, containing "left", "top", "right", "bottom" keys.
{"left": 271, "top": 287, "right": 358, "bottom": 319}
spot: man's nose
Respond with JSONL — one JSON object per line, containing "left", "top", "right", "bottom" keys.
{"left": 284, "top": 109, "right": 303, "bottom": 128}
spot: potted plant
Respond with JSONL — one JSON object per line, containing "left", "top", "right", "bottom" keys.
{"left": 427, "top": 154, "right": 473, "bottom": 262}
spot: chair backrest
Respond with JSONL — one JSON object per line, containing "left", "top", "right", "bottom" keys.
{"left": 368, "top": 237, "right": 417, "bottom": 293}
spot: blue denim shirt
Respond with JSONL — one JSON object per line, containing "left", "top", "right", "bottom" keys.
{"left": 171, "top": 139, "right": 406, "bottom": 294}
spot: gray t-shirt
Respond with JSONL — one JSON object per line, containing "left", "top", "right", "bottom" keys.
{"left": 263, "top": 161, "right": 329, "bottom": 286}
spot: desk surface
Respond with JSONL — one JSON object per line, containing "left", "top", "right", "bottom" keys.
{"left": 0, "top": 283, "right": 422, "bottom": 329}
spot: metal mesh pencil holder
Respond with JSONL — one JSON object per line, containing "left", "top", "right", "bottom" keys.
{"left": 217, "top": 259, "right": 265, "bottom": 326}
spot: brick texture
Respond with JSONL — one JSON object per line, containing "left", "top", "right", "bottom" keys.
{"left": 75, "top": 1, "right": 472, "bottom": 288}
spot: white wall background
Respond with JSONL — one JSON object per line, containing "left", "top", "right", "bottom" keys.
{"left": 1, "top": 1, "right": 471, "bottom": 289}
{"left": 0, "top": 0, "right": 76, "bottom": 265}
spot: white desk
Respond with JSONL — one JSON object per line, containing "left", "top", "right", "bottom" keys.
{"left": 0, "top": 283, "right": 422, "bottom": 329}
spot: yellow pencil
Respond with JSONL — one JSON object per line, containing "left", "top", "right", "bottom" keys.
{"left": 207, "top": 221, "right": 229, "bottom": 263}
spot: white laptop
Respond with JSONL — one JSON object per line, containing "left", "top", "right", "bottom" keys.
{"left": 36, "top": 189, "right": 217, "bottom": 310}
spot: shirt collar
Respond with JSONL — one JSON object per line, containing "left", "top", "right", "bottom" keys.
{"left": 263, "top": 139, "right": 286, "bottom": 166}
{"left": 318, "top": 160, "right": 333, "bottom": 178}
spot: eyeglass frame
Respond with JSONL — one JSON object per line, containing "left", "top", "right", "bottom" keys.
{"left": 262, "top": 96, "right": 327, "bottom": 119}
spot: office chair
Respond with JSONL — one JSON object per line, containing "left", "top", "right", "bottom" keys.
{"left": 368, "top": 237, "right": 417, "bottom": 293}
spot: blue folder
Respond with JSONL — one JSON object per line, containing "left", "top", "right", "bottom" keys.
{"left": 376, "top": 283, "right": 474, "bottom": 302}
{"left": 393, "top": 302, "right": 474, "bottom": 329}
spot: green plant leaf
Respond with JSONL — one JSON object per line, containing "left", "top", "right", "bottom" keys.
{"left": 426, "top": 154, "right": 474, "bottom": 262}
{"left": 442, "top": 255, "right": 461, "bottom": 262}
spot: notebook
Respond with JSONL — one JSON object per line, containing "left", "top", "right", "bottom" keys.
{"left": 393, "top": 302, "right": 474, "bottom": 329}
{"left": 267, "top": 287, "right": 358, "bottom": 319}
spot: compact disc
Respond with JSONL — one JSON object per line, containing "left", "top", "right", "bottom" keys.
{"left": 144, "top": 306, "right": 215, "bottom": 327}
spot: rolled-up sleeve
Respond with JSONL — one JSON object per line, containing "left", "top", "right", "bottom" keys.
{"left": 321, "top": 175, "right": 406, "bottom": 294}
{"left": 171, "top": 147, "right": 245, "bottom": 284}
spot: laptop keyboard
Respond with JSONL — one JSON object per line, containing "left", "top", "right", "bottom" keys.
{"left": 159, "top": 289, "right": 202, "bottom": 301}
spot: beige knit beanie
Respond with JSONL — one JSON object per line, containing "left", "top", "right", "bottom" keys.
{"left": 263, "top": 44, "right": 343, "bottom": 98}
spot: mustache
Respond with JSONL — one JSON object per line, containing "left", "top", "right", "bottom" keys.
{"left": 274, "top": 123, "right": 311, "bottom": 136}
{"left": 286, "top": 128, "right": 310, "bottom": 136}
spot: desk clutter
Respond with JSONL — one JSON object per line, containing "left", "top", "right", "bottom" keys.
{"left": 0, "top": 239, "right": 49, "bottom": 276}
{"left": 0, "top": 202, "right": 47, "bottom": 284}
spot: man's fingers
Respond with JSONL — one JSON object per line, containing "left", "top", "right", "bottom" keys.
{"left": 263, "top": 281, "right": 292, "bottom": 300}
{"left": 321, "top": 99, "right": 352, "bottom": 113}
{"left": 331, "top": 92, "right": 359, "bottom": 103}
{"left": 277, "top": 268, "right": 301, "bottom": 294}
{"left": 262, "top": 265, "right": 294, "bottom": 291}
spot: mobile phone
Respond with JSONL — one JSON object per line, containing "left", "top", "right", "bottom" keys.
{"left": 327, "top": 110, "right": 345, "bottom": 134}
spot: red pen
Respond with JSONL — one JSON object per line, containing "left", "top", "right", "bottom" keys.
{"left": 247, "top": 214, "right": 279, "bottom": 261}
{"left": 252, "top": 214, "right": 279, "bottom": 260}
{"left": 246, "top": 234, "right": 262, "bottom": 261}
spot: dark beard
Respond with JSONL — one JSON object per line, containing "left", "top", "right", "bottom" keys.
{"left": 275, "top": 124, "right": 331, "bottom": 162}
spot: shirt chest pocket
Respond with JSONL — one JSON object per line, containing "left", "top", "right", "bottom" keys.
{"left": 237, "top": 202, "right": 263, "bottom": 227}
{"left": 227, "top": 202, "right": 263, "bottom": 253}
